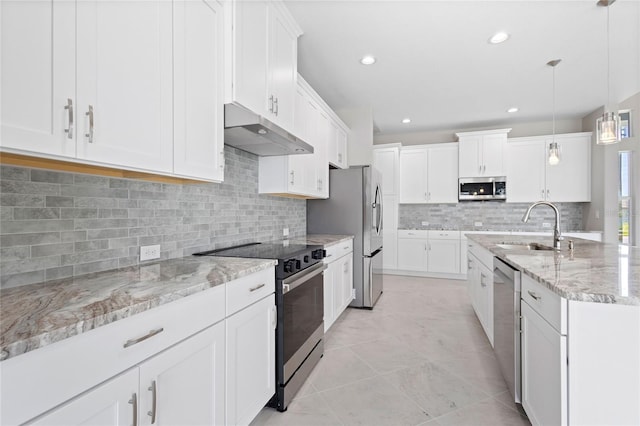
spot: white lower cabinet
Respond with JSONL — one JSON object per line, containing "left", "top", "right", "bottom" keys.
{"left": 28, "top": 369, "right": 139, "bottom": 426}
{"left": 521, "top": 301, "right": 567, "bottom": 426}
{"left": 226, "top": 295, "right": 276, "bottom": 426}
{"left": 466, "top": 243, "right": 494, "bottom": 346}
{"left": 30, "top": 323, "right": 226, "bottom": 426}
{"left": 323, "top": 240, "right": 354, "bottom": 331}
{"left": 396, "top": 230, "right": 460, "bottom": 275}
{"left": 397, "top": 232, "right": 428, "bottom": 272}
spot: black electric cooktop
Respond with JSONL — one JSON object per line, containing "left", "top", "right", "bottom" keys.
{"left": 193, "top": 242, "right": 320, "bottom": 260}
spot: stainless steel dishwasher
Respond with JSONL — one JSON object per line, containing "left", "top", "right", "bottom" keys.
{"left": 493, "top": 257, "right": 522, "bottom": 405}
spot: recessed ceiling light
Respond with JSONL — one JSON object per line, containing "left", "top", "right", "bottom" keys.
{"left": 489, "top": 32, "right": 510, "bottom": 44}
{"left": 360, "top": 55, "right": 376, "bottom": 65}
{"left": 402, "top": 118, "right": 411, "bottom": 124}
{"left": 507, "top": 107, "right": 519, "bottom": 113}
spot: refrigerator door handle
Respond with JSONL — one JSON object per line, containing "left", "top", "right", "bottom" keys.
{"left": 372, "top": 184, "right": 382, "bottom": 236}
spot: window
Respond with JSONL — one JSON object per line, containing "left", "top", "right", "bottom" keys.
{"left": 618, "top": 151, "right": 633, "bottom": 245}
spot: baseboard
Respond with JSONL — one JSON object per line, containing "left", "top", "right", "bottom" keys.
{"left": 383, "top": 269, "right": 467, "bottom": 281}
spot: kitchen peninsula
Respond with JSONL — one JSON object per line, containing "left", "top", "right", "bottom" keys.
{"left": 467, "top": 234, "right": 639, "bottom": 425}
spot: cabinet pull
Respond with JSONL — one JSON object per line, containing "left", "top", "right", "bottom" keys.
{"left": 249, "top": 283, "right": 266, "bottom": 292}
{"left": 269, "top": 95, "right": 274, "bottom": 113}
{"left": 64, "top": 98, "right": 74, "bottom": 138}
{"left": 219, "top": 150, "right": 224, "bottom": 169}
{"left": 428, "top": 192, "right": 431, "bottom": 200}
{"left": 271, "top": 305, "right": 277, "bottom": 329}
{"left": 290, "top": 171, "right": 295, "bottom": 185}
{"left": 478, "top": 165, "right": 482, "bottom": 173}
{"left": 273, "top": 97, "right": 279, "bottom": 116}
{"left": 483, "top": 164, "right": 486, "bottom": 173}
{"left": 467, "top": 260, "right": 473, "bottom": 270}
{"left": 546, "top": 189, "right": 550, "bottom": 199}
{"left": 541, "top": 189, "right": 545, "bottom": 198}
{"left": 528, "top": 290, "right": 541, "bottom": 300}
{"left": 85, "top": 105, "right": 94, "bottom": 143}
{"left": 123, "top": 328, "right": 164, "bottom": 348}
{"left": 343, "top": 246, "right": 349, "bottom": 250}
{"left": 128, "top": 393, "right": 138, "bottom": 426}
{"left": 480, "top": 274, "right": 487, "bottom": 287}
{"left": 147, "top": 380, "right": 157, "bottom": 424}
{"left": 338, "top": 153, "right": 342, "bottom": 162}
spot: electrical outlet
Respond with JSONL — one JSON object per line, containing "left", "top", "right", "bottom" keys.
{"left": 421, "top": 221, "right": 429, "bottom": 226}
{"left": 542, "top": 222, "right": 551, "bottom": 228}
{"left": 595, "top": 210, "right": 600, "bottom": 219}
{"left": 140, "top": 244, "right": 161, "bottom": 261}
{"left": 283, "top": 227, "right": 289, "bottom": 237}
{"left": 474, "top": 221, "right": 483, "bottom": 227}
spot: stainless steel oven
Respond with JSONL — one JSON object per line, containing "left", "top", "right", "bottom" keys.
{"left": 277, "top": 261, "right": 325, "bottom": 410}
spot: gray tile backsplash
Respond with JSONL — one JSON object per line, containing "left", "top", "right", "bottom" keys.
{"left": 0, "top": 147, "right": 305, "bottom": 288}
{"left": 399, "top": 202, "right": 584, "bottom": 231}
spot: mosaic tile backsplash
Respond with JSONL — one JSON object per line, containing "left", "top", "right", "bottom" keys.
{"left": 0, "top": 147, "right": 306, "bottom": 288}
{"left": 399, "top": 202, "right": 585, "bottom": 231}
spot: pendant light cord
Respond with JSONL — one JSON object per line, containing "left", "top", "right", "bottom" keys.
{"left": 606, "top": 3, "right": 611, "bottom": 111}
{"left": 552, "top": 64, "right": 556, "bottom": 137}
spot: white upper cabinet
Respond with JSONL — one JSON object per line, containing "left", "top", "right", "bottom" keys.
{"left": 75, "top": 0, "right": 173, "bottom": 172}
{"left": 399, "top": 143, "right": 458, "bottom": 204}
{"left": 328, "top": 122, "right": 349, "bottom": 169}
{"left": 374, "top": 146, "right": 400, "bottom": 195}
{"left": 456, "top": 128, "right": 511, "bottom": 177}
{"left": 1, "top": 0, "right": 76, "bottom": 158}
{"left": 507, "top": 132, "right": 591, "bottom": 203}
{"left": 173, "top": 0, "right": 225, "bottom": 182}
{"left": 225, "top": 0, "right": 300, "bottom": 133}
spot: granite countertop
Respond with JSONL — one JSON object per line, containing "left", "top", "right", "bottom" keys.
{"left": 0, "top": 256, "right": 277, "bottom": 362}
{"left": 293, "top": 234, "right": 354, "bottom": 248}
{"left": 466, "top": 234, "right": 640, "bottom": 306}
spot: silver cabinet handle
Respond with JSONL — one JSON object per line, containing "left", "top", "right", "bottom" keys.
{"left": 85, "top": 105, "right": 94, "bottom": 143}
{"left": 269, "top": 95, "right": 274, "bottom": 113}
{"left": 478, "top": 165, "right": 482, "bottom": 173}
{"left": 467, "top": 260, "right": 473, "bottom": 270}
{"left": 480, "top": 274, "right": 487, "bottom": 287}
{"left": 338, "top": 153, "right": 342, "bottom": 162}
{"left": 424, "top": 192, "right": 428, "bottom": 200}
{"left": 273, "top": 97, "right": 279, "bottom": 116}
{"left": 541, "top": 189, "right": 545, "bottom": 198}
{"left": 528, "top": 290, "right": 541, "bottom": 300}
{"left": 219, "top": 150, "right": 224, "bottom": 169}
{"left": 290, "top": 171, "right": 295, "bottom": 185}
{"left": 128, "top": 393, "right": 138, "bottom": 426}
{"left": 271, "top": 305, "right": 277, "bottom": 329}
{"left": 123, "top": 328, "right": 164, "bottom": 348}
{"left": 147, "top": 380, "right": 157, "bottom": 424}
{"left": 64, "top": 98, "right": 74, "bottom": 138}
{"left": 547, "top": 189, "right": 550, "bottom": 199}
{"left": 249, "top": 283, "right": 265, "bottom": 292}
{"left": 483, "top": 165, "right": 486, "bottom": 173}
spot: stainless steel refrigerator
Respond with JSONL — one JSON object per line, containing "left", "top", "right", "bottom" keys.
{"left": 307, "top": 165, "right": 383, "bottom": 308}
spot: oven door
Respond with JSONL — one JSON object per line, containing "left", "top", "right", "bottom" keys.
{"left": 280, "top": 262, "right": 325, "bottom": 384}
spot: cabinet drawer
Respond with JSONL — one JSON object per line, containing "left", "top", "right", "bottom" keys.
{"left": 397, "top": 230, "right": 429, "bottom": 239}
{"left": 522, "top": 274, "right": 567, "bottom": 334}
{"left": 428, "top": 230, "right": 460, "bottom": 240}
{"left": 1, "top": 284, "right": 226, "bottom": 426}
{"left": 468, "top": 243, "right": 494, "bottom": 271}
{"left": 226, "top": 267, "right": 275, "bottom": 316}
{"left": 325, "top": 239, "right": 353, "bottom": 262}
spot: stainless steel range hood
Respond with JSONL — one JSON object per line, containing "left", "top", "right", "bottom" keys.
{"left": 224, "top": 103, "right": 314, "bottom": 156}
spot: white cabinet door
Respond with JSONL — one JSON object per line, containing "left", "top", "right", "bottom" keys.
{"left": 315, "top": 111, "right": 330, "bottom": 198}
{"left": 173, "top": 0, "right": 224, "bottom": 182}
{"left": 521, "top": 301, "right": 568, "bottom": 426}
{"left": 267, "top": 4, "right": 296, "bottom": 132}
{"left": 138, "top": 323, "right": 225, "bottom": 426}
{"left": 399, "top": 148, "right": 428, "bottom": 203}
{"left": 506, "top": 139, "right": 546, "bottom": 203}
{"left": 478, "top": 262, "right": 493, "bottom": 345}
{"left": 466, "top": 253, "right": 479, "bottom": 312}
{"left": 545, "top": 134, "right": 591, "bottom": 202}
{"left": 1, "top": 0, "right": 76, "bottom": 158}
{"left": 374, "top": 147, "right": 400, "bottom": 195}
{"left": 337, "top": 254, "right": 353, "bottom": 315}
{"left": 427, "top": 144, "right": 458, "bottom": 203}
{"left": 29, "top": 370, "right": 138, "bottom": 426}
{"left": 397, "top": 238, "right": 428, "bottom": 271}
{"left": 229, "top": 0, "right": 268, "bottom": 113}
{"left": 427, "top": 239, "right": 460, "bottom": 274}
{"left": 481, "top": 133, "right": 506, "bottom": 177}
{"left": 226, "top": 295, "right": 276, "bottom": 426}
{"left": 76, "top": 0, "right": 173, "bottom": 173}
{"left": 323, "top": 261, "right": 336, "bottom": 332}
{"left": 335, "top": 126, "right": 348, "bottom": 168}
{"left": 458, "top": 136, "right": 482, "bottom": 178}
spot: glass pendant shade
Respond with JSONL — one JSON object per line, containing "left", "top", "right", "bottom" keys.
{"left": 596, "top": 111, "right": 621, "bottom": 144}
{"left": 548, "top": 141, "right": 561, "bottom": 165}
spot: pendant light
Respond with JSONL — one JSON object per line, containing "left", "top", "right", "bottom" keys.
{"left": 596, "top": 0, "right": 621, "bottom": 145}
{"left": 547, "top": 59, "right": 561, "bottom": 166}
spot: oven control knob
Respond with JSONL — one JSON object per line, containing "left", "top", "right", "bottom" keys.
{"left": 304, "top": 255, "right": 309, "bottom": 263}
{"left": 295, "top": 259, "right": 301, "bottom": 269}
{"left": 312, "top": 249, "right": 325, "bottom": 260}
{"left": 284, "top": 259, "right": 296, "bottom": 273}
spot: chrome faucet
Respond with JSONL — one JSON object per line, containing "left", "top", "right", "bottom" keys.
{"left": 522, "top": 201, "right": 563, "bottom": 250}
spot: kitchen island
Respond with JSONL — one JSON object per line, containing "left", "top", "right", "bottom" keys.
{"left": 467, "top": 234, "right": 639, "bottom": 426}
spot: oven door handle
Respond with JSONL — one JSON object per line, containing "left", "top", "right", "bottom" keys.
{"left": 282, "top": 262, "right": 327, "bottom": 294}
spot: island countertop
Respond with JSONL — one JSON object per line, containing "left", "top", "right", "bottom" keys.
{"left": 0, "top": 256, "right": 277, "bottom": 361}
{"left": 466, "top": 234, "right": 639, "bottom": 306}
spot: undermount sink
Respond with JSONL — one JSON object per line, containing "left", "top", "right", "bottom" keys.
{"left": 496, "top": 242, "right": 556, "bottom": 251}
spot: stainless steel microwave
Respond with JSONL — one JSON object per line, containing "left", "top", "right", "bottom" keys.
{"left": 459, "top": 177, "right": 507, "bottom": 201}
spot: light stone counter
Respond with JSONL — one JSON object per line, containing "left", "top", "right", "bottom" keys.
{"left": 466, "top": 234, "right": 639, "bottom": 306}
{"left": 0, "top": 256, "right": 277, "bottom": 361}
{"left": 292, "top": 234, "right": 354, "bottom": 248}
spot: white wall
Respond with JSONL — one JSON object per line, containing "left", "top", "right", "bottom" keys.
{"left": 583, "top": 92, "right": 640, "bottom": 244}
{"left": 373, "top": 118, "right": 583, "bottom": 146}
{"left": 336, "top": 106, "right": 373, "bottom": 165}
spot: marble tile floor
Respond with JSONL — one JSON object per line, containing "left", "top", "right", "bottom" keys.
{"left": 250, "top": 274, "right": 531, "bottom": 426}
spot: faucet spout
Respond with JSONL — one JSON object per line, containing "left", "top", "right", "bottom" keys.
{"left": 522, "top": 201, "right": 563, "bottom": 250}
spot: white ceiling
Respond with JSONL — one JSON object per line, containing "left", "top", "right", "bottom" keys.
{"left": 284, "top": 0, "right": 640, "bottom": 136}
